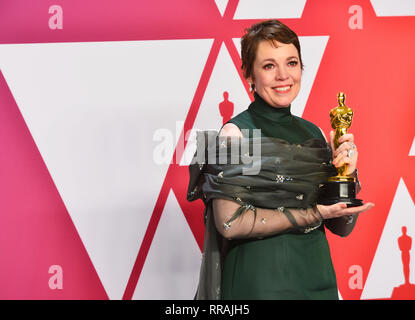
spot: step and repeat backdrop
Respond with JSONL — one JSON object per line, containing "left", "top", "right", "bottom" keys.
{"left": 0, "top": 0, "right": 414, "bottom": 300}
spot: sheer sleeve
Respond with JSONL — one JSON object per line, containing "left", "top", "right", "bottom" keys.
{"left": 212, "top": 198, "right": 324, "bottom": 240}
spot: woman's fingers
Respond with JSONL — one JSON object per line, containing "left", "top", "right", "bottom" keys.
{"left": 332, "top": 150, "right": 358, "bottom": 175}
{"left": 340, "top": 202, "right": 375, "bottom": 215}
{"left": 317, "top": 202, "right": 375, "bottom": 219}
{"left": 333, "top": 141, "right": 356, "bottom": 158}
{"left": 330, "top": 131, "right": 356, "bottom": 156}
{"left": 330, "top": 134, "right": 358, "bottom": 174}
{"left": 330, "top": 131, "right": 354, "bottom": 146}
{"left": 337, "top": 133, "right": 354, "bottom": 144}
{"left": 329, "top": 130, "right": 335, "bottom": 151}
{"left": 332, "top": 149, "right": 357, "bottom": 166}
{"left": 317, "top": 202, "right": 346, "bottom": 219}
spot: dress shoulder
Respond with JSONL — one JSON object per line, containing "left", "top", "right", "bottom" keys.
{"left": 293, "top": 115, "right": 325, "bottom": 141}
{"left": 226, "top": 109, "right": 255, "bottom": 130}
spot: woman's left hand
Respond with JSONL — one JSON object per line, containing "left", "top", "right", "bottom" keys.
{"left": 330, "top": 130, "right": 358, "bottom": 175}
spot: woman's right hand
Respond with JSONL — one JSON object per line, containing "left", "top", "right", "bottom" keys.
{"left": 317, "top": 202, "right": 374, "bottom": 220}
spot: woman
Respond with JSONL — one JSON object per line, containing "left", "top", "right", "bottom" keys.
{"left": 187, "top": 19, "right": 374, "bottom": 300}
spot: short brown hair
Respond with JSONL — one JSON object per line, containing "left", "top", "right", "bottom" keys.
{"left": 241, "top": 20, "right": 303, "bottom": 85}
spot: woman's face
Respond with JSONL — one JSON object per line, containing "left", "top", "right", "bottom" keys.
{"left": 248, "top": 40, "right": 302, "bottom": 108}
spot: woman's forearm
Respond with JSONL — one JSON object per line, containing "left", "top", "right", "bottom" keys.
{"left": 212, "top": 198, "right": 323, "bottom": 240}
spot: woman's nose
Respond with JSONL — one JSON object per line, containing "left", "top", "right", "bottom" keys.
{"left": 275, "top": 66, "right": 289, "bottom": 80}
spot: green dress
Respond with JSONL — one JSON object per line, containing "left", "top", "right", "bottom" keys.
{"left": 221, "top": 92, "right": 339, "bottom": 300}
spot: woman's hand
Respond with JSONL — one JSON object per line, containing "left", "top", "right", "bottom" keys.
{"left": 317, "top": 202, "right": 374, "bottom": 220}
{"left": 330, "top": 130, "right": 358, "bottom": 175}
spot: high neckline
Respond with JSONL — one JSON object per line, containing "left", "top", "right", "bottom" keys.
{"left": 248, "top": 92, "right": 293, "bottom": 123}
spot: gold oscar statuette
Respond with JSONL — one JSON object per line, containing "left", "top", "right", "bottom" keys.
{"left": 318, "top": 92, "right": 363, "bottom": 207}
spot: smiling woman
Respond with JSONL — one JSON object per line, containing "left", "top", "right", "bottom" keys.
{"left": 189, "top": 19, "right": 373, "bottom": 300}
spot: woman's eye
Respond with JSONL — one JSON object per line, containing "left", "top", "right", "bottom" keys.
{"left": 288, "top": 60, "right": 298, "bottom": 67}
{"left": 263, "top": 64, "right": 274, "bottom": 70}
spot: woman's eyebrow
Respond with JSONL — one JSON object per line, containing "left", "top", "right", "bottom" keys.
{"left": 260, "top": 56, "right": 299, "bottom": 63}
{"left": 260, "top": 58, "right": 276, "bottom": 63}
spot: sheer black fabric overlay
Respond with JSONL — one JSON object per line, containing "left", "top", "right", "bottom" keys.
{"left": 188, "top": 130, "right": 337, "bottom": 209}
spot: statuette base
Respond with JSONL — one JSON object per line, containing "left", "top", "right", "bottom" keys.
{"left": 318, "top": 180, "right": 363, "bottom": 208}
